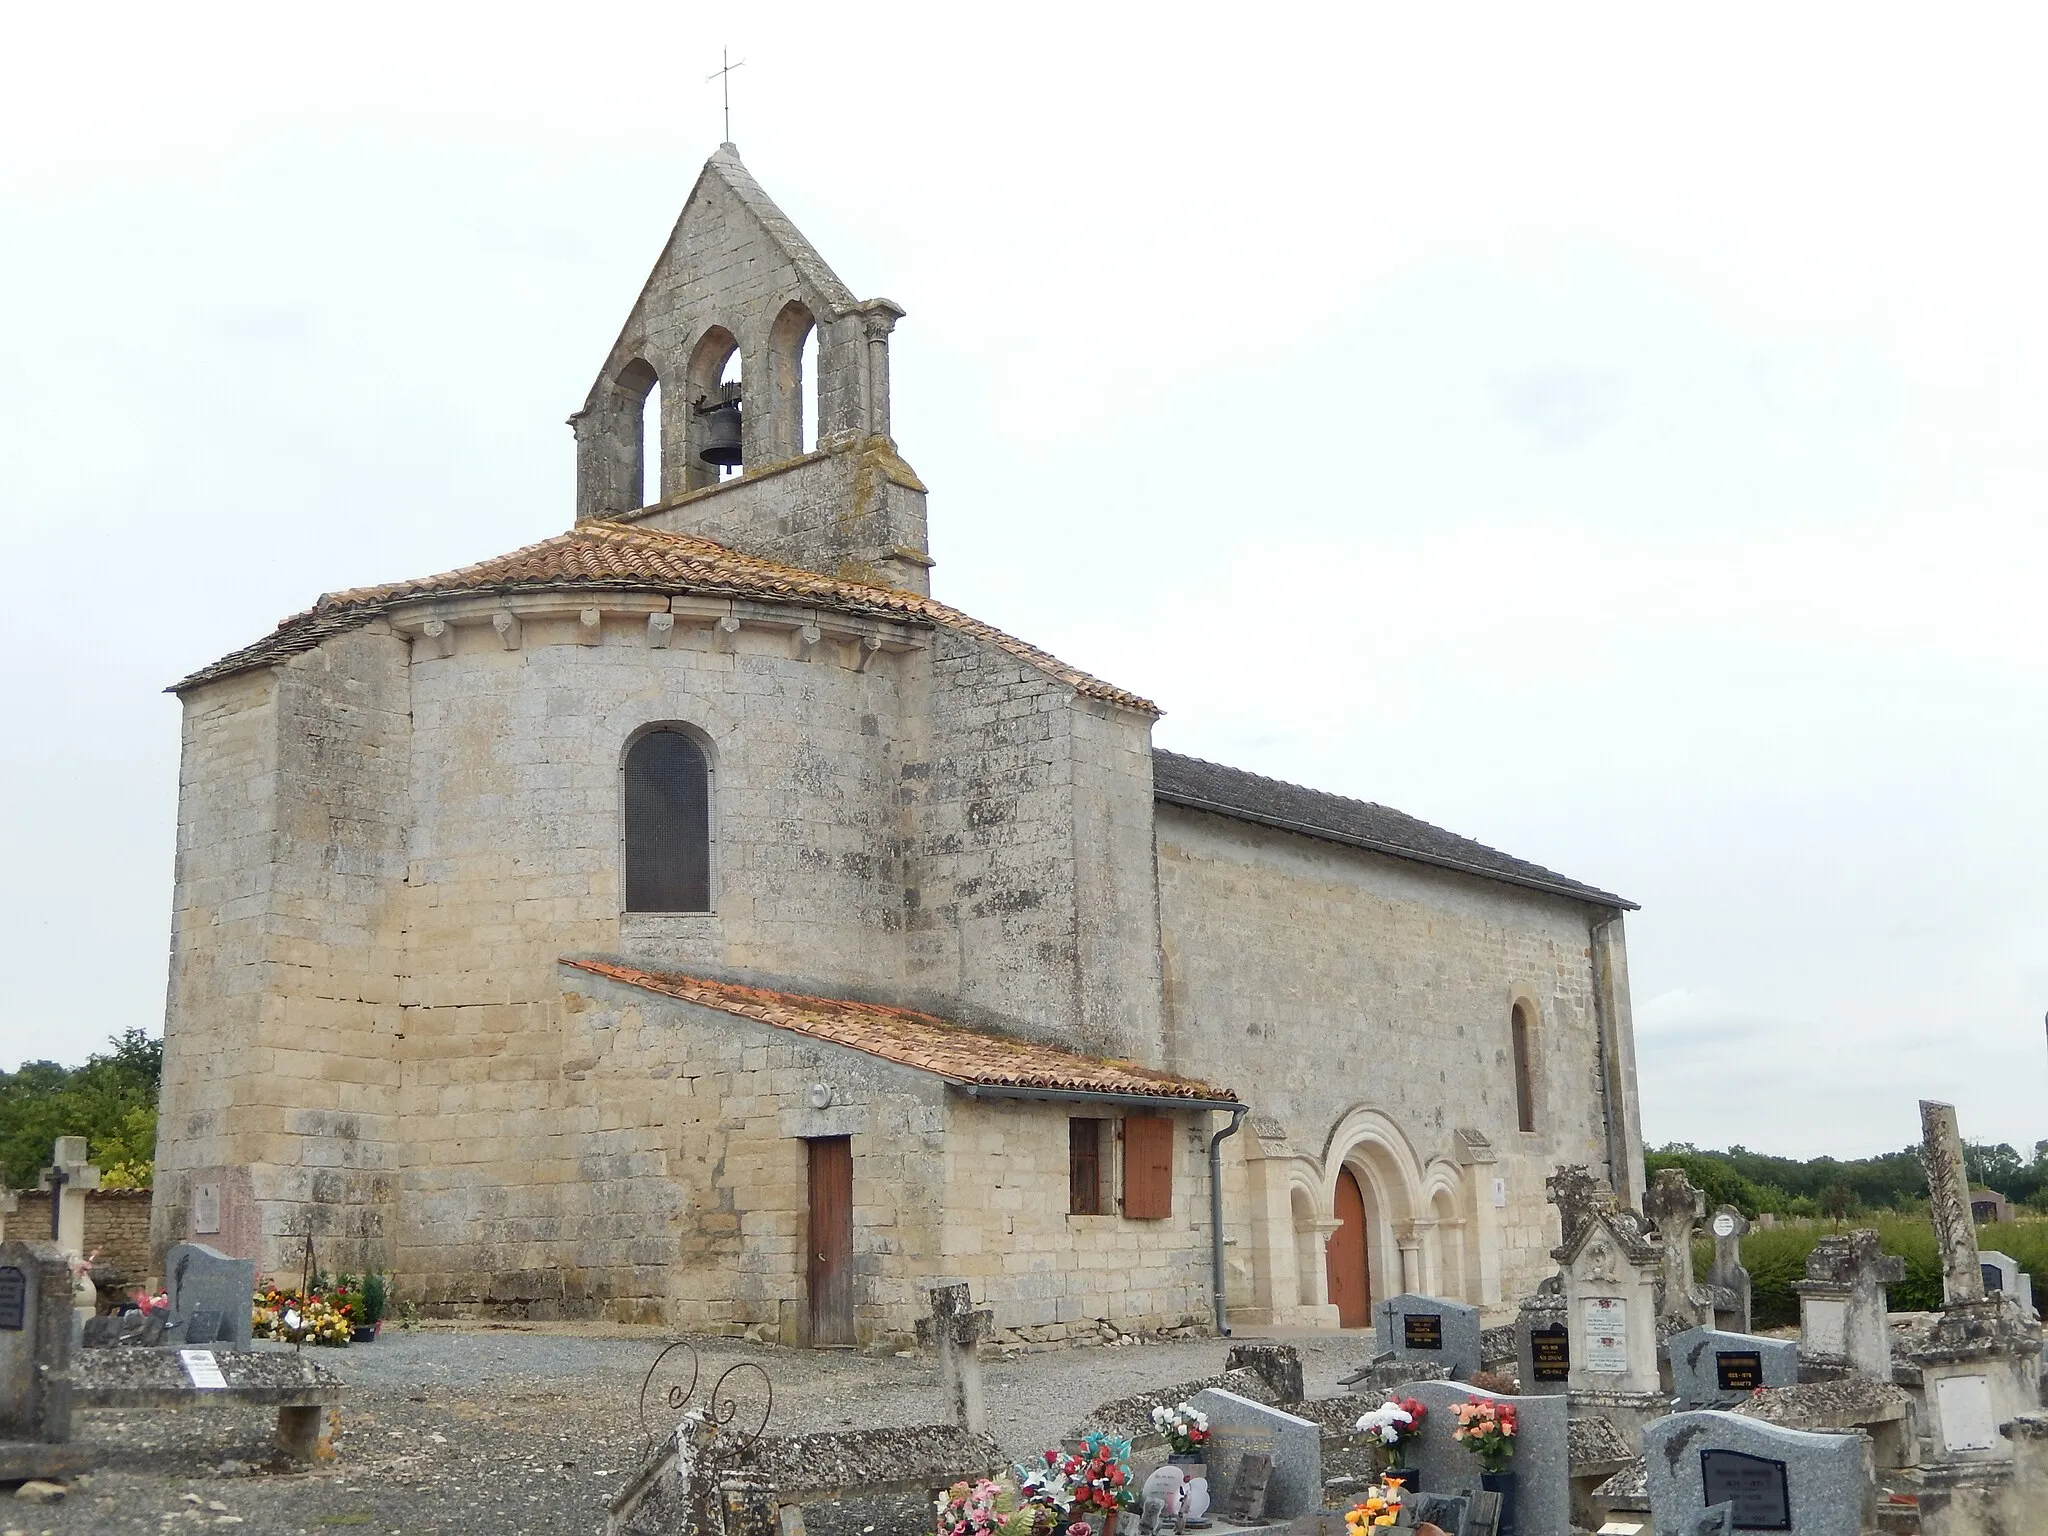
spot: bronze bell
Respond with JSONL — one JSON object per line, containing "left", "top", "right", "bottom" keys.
{"left": 695, "top": 388, "right": 743, "bottom": 468}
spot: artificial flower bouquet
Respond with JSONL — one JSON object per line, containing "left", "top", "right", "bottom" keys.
{"left": 251, "top": 1283, "right": 354, "bottom": 1347}
{"left": 1344, "top": 1480, "right": 1405, "bottom": 1530}
{"left": 1450, "top": 1397, "right": 1517, "bottom": 1473}
{"left": 1017, "top": 1433, "right": 1133, "bottom": 1531}
{"left": 937, "top": 1476, "right": 1083, "bottom": 1536}
{"left": 1149, "top": 1400, "right": 1211, "bottom": 1458}
{"left": 1355, "top": 1397, "right": 1427, "bottom": 1469}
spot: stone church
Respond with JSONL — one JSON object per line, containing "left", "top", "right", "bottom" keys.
{"left": 153, "top": 145, "right": 1646, "bottom": 1348}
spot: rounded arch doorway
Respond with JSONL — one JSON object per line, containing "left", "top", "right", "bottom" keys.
{"left": 1327, "top": 1166, "right": 1372, "bottom": 1328}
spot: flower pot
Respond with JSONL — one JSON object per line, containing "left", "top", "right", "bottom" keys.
{"left": 1385, "top": 1461, "right": 1420, "bottom": 1492}
{"left": 1480, "top": 1470, "right": 1516, "bottom": 1536}
{"left": 351, "top": 1324, "right": 377, "bottom": 1343}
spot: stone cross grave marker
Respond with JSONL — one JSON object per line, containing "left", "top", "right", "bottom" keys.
{"left": 0, "top": 1239, "right": 85, "bottom": 1481}
{"left": 915, "top": 1283, "right": 993, "bottom": 1436}
{"left": 1643, "top": 1167, "right": 1711, "bottom": 1330}
{"left": 1374, "top": 1293, "right": 1482, "bottom": 1382}
{"left": 1707, "top": 1205, "right": 1752, "bottom": 1334}
{"left": 1642, "top": 1410, "right": 1871, "bottom": 1536}
{"left": 164, "top": 1242, "right": 255, "bottom": 1351}
{"left": 1392, "top": 1377, "right": 1569, "bottom": 1536}
{"left": 35, "top": 1137, "right": 99, "bottom": 1255}
{"left": 1920, "top": 1100, "right": 1984, "bottom": 1306}
{"left": 1791, "top": 1230, "right": 1901, "bottom": 1382}
{"left": 1516, "top": 1283, "right": 1570, "bottom": 1396}
{"left": 1667, "top": 1326, "right": 1798, "bottom": 1409}
{"left": 1188, "top": 1388, "right": 1321, "bottom": 1521}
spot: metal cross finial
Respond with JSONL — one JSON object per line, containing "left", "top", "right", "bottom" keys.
{"left": 708, "top": 46, "right": 745, "bottom": 144}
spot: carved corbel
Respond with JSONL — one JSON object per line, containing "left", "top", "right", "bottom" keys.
{"left": 492, "top": 611, "right": 522, "bottom": 650}
{"left": 711, "top": 615, "right": 741, "bottom": 653}
{"left": 793, "top": 623, "right": 823, "bottom": 662}
{"left": 851, "top": 633, "right": 883, "bottom": 673}
{"left": 419, "top": 618, "right": 455, "bottom": 659}
{"left": 577, "top": 608, "right": 603, "bottom": 646}
{"left": 647, "top": 612, "right": 676, "bottom": 649}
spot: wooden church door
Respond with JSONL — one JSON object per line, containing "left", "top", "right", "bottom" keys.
{"left": 1327, "top": 1166, "right": 1372, "bottom": 1328}
{"left": 806, "top": 1137, "right": 855, "bottom": 1347}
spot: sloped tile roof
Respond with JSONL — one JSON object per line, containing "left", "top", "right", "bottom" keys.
{"left": 170, "top": 520, "right": 1157, "bottom": 713}
{"left": 561, "top": 960, "right": 1238, "bottom": 1103}
{"left": 1152, "top": 749, "right": 1634, "bottom": 909}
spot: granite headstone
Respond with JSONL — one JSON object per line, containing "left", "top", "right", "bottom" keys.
{"left": 1392, "top": 1378, "right": 1569, "bottom": 1536}
{"left": 1978, "top": 1250, "right": 2036, "bottom": 1318}
{"left": 1668, "top": 1326, "right": 1799, "bottom": 1408}
{"left": 0, "top": 1240, "right": 73, "bottom": 1445}
{"left": 1515, "top": 1288, "right": 1569, "bottom": 1397}
{"left": 1642, "top": 1411, "right": 1870, "bottom": 1536}
{"left": 164, "top": 1242, "right": 254, "bottom": 1350}
{"left": 1188, "top": 1388, "right": 1321, "bottom": 1520}
{"left": 1374, "top": 1294, "right": 1482, "bottom": 1382}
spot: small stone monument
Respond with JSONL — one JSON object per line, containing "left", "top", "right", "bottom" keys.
{"left": 1547, "top": 1165, "right": 1665, "bottom": 1437}
{"left": 1642, "top": 1167, "right": 1713, "bottom": 1331}
{"left": 36, "top": 1138, "right": 99, "bottom": 1256}
{"left": 1902, "top": 1100, "right": 2042, "bottom": 1465}
{"left": 1373, "top": 1293, "right": 1482, "bottom": 1382}
{"left": 1186, "top": 1388, "right": 1321, "bottom": 1521}
{"left": 0, "top": 1239, "right": 88, "bottom": 1481}
{"left": 1976, "top": 1250, "right": 2036, "bottom": 1320}
{"left": 1642, "top": 1410, "right": 1872, "bottom": 1536}
{"left": 163, "top": 1242, "right": 256, "bottom": 1351}
{"left": 1707, "top": 1205, "right": 1753, "bottom": 1334}
{"left": 1390, "top": 1377, "right": 1571, "bottom": 1536}
{"left": 1667, "top": 1325, "right": 1799, "bottom": 1408}
{"left": 915, "top": 1283, "right": 992, "bottom": 1436}
{"left": 1515, "top": 1278, "right": 1570, "bottom": 1397}
{"left": 1792, "top": 1230, "right": 1902, "bottom": 1382}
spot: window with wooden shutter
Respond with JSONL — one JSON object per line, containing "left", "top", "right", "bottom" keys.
{"left": 1121, "top": 1115, "right": 1174, "bottom": 1219}
{"left": 1069, "top": 1118, "right": 1105, "bottom": 1215}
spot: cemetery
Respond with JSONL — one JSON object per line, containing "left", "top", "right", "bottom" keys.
{"left": 0, "top": 1098, "right": 2046, "bottom": 1534}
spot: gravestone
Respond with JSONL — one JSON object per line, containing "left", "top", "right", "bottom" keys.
{"left": 36, "top": 1138, "right": 99, "bottom": 1255}
{"left": 916, "top": 1283, "right": 993, "bottom": 1435}
{"left": 1667, "top": 1326, "right": 1798, "bottom": 1408}
{"left": 164, "top": 1242, "right": 255, "bottom": 1351}
{"left": 1707, "top": 1206, "right": 1753, "bottom": 1335}
{"left": 1392, "top": 1378, "right": 1570, "bottom": 1536}
{"left": 1374, "top": 1294, "right": 1482, "bottom": 1382}
{"left": 1791, "top": 1230, "right": 1901, "bottom": 1382}
{"left": 1516, "top": 1285, "right": 1570, "bottom": 1397}
{"left": 1547, "top": 1167, "right": 1664, "bottom": 1437}
{"left": 0, "top": 1239, "right": 87, "bottom": 1481}
{"left": 1977, "top": 1250, "right": 2036, "bottom": 1319}
{"left": 1642, "top": 1410, "right": 1870, "bottom": 1536}
{"left": 1902, "top": 1101, "right": 2044, "bottom": 1465}
{"left": 1187, "top": 1387, "right": 1321, "bottom": 1520}
{"left": 1642, "top": 1168, "right": 1712, "bottom": 1331}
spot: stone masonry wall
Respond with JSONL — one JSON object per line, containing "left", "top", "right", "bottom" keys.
{"left": 1156, "top": 804, "right": 1613, "bottom": 1309}
{"left": 11, "top": 1190, "right": 154, "bottom": 1287}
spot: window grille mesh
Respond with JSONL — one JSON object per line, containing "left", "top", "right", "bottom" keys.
{"left": 624, "top": 730, "right": 710, "bottom": 912}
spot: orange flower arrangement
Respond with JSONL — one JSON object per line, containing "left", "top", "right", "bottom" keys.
{"left": 1344, "top": 1478, "right": 1405, "bottom": 1530}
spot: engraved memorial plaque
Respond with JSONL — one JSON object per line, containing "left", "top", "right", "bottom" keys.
{"left": 1935, "top": 1373, "right": 1999, "bottom": 1452}
{"left": 1403, "top": 1312, "right": 1443, "bottom": 1350}
{"left": 1530, "top": 1321, "right": 1571, "bottom": 1381}
{"left": 1715, "top": 1351, "right": 1764, "bottom": 1393}
{"left": 1981, "top": 1262, "right": 2004, "bottom": 1293}
{"left": 1698, "top": 1449, "right": 1790, "bottom": 1531}
{"left": 1582, "top": 1296, "right": 1628, "bottom": 1373}
{"left": 0, "top": 1267, "right": 24, "bottom": 1331}
{"left": 193, "top": 1183, "right": 221, "bottom": 1237}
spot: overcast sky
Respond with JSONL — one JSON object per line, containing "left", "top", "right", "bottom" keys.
{"left": 3, "top": 4, "right": 2043, "bottom": 1160}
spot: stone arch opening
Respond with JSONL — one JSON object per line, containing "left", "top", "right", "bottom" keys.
{"left": 1430, "top": 1182, "right": 1467, "bottom": 1301}
{"left": 1289, "top": 1184, "right": 1319, "bottom": 1309}
{"left": 767, "top": 300, "right": 817, "bottom": 461}
{"left": 1323, "top": 1107, "right": 1426, "bottom": 1310}
{"left": 612, "top": 357, "right": 660, "bottom": 510}
{"left": 620, "top": 722, "right": 716, "bottom": 913}
{"left": 683, "top": 327, "right": 741, "bottom": 491}
{"left": 1510, "top": 997, "right": 1539, "bottom": 1133}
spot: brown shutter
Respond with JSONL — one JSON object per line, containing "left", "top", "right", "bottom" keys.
{"left": 1121, "top": 1115, "right": 1174, "bottom": 1219}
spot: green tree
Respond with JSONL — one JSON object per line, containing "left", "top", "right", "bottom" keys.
{"left": 0, "top": 1029, "right": 161, "bottom": 1188}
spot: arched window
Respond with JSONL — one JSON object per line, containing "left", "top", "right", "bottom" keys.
{"left": 623, "top": 729, "right": 711, "bottom": 912}
{"left": 1510, "top": 1001, "right": 1537, "bottom": 1133}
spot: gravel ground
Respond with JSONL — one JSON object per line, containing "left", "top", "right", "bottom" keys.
{"left": 11, "top": 1327, "right": 1374, "bottom": 1536}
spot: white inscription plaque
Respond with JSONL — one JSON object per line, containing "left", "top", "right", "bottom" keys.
{"left": 180, "top": 1349, "right": 228, "bottom": 1390}
{"left": 1803, "top": 1297, "right": 1848, "bottom": 1355}
{"left": 1936, "top": 1374, "right": 1998, "bottom": 1452}
{"left": 192, "top": 1182, "right": 221, "bottom": 1236}
{"left": 1582, "top": 1296, "right": 1628, "bottom": 1373}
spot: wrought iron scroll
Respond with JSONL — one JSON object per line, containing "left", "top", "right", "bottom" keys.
{"left": 638, "top": 1341, "right": 772, "bottom": 1457}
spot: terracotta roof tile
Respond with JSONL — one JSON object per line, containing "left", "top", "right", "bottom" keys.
{"left": 171, "top": 520, "right": 1158, "bottom": 713}
{"left": 561, "top": 960, "right": 1238, "bottom": 1103}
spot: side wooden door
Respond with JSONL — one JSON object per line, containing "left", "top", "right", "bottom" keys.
{"left": 806, "top": 1136, "right": 855, "bottom": 1347}
{"left": 1327, "top": 1166, "right": 1371, "bottom": 1329}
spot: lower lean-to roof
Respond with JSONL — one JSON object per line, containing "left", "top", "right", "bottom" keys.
{"left": 1152, "top": 749, "right": 1633, "bottom": 909}
{"left": 562, "top": 960, "right": 1239, "bottom": 1103}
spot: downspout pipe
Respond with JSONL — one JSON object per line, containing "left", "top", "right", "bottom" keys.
{"left": 1208, "top": 1104, "right": 1248, "bottom": 1336}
